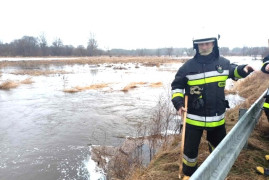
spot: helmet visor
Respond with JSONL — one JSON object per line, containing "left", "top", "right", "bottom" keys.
{"left": 193, "top": 38, "right": 216, "bottom": 44}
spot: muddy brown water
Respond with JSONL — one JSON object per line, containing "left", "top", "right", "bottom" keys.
{"left": 0, "top": 62, "right": 179, "bottom": 180}
{"left": 0, "top": 57, "right": 261, "bottom": 180}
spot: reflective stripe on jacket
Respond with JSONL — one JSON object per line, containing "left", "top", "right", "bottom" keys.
{"left": 171, "top": 54, "right": 248, "bottom": 128}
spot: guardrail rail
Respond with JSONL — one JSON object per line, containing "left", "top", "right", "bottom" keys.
{"left": 190, "top": 90, "right": 266, "bottom": 180}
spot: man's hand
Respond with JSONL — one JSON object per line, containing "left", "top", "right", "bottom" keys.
{"left": 243, "top": 65, "right": 254, "bottom": 74}
{"left": 177, "top": 106, "right": 187, "bottom": 116}
{"left": 265, "top": 64, "right": 269, "bottom": 72}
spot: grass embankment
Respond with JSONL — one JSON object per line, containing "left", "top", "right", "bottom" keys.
{"left": 129, "top": 71, "right": 269, "bottom": 180}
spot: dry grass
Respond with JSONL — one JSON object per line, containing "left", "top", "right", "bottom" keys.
{"left": 0, "top": 56, "right": 187, "bottom": 68}
{"left": 121, "top": 82, "right": 147, "bottom": 92}
{"left": 150, "top": 82, "right": 163, "bottom": 88}
{"left": 226, "top": 71, "right": 269, "bottom": 126}
{"left": 128, "top": 70, "right": 269, "bottom": 180}
{"left": 11, "top": 70, "right": 68, "bottom": 76}
{"left": 224, "top": 71, "right": 269, "bottom": 180}
{"left": 226, "top": 115, "right": 269, "bottom": 180}
{"left": 121, "top": 82, "right": 163, "bottom": 92}
{"left": 0, "top": 78, "right": 34, "bottom": 90}
{"left": 63, "top": 83, "right": 109, "bottom": 93}
{"left": 20, "top": 78, "right": 34, "bottom": 84}
{"left": 0, "top": 80, "right": 19, "bottom": 89}
{"left": 64, "top": 81, "right": 164, "bottom": 93}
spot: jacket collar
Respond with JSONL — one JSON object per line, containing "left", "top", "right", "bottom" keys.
{"left": 194, "top": 53, "right": 216, "bottom": 64}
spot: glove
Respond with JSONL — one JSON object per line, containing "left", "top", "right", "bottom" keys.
{"left": 243, "top": 65, "right": 254, "bottom": 75}
{"left": 237, "top": 65, "right": 253, "bottom": 77}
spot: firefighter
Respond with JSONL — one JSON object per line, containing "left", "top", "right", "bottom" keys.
{"left": 256, "top": 55, "right": 269, "bottom": 176}
{"left": 171, "top": 34, "right": 254, "bottom": 179}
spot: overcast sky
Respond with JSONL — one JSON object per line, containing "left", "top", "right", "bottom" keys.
{"left": 0, "top": 0, "right": 268, "bottom": 50}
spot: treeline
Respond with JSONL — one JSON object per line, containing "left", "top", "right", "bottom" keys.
{"left": 0, "top": 35, "right": 269, "bottom": 57}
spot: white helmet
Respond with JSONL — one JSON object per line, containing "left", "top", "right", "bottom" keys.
{"left": 193, "top": 34, "right": 220, "bottom": 44}
{"left": 192, "top": 32, "right": 220, "bottom": 57}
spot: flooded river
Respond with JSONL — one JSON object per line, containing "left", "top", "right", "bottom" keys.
{"left": 0, "top": 59, "right": 179, "bottom": 180}
{"left": 0, "top": 56, "right": 262, "bottom": 180}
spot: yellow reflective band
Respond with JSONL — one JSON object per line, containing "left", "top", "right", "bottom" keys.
{"left": 263, "top": 102, "right": 269, "bottom": 109}
{"left": 218, "top": 81, "right": 226, "bottom": 87}
{"left": 172, "top": 92, "right": 184, "bottom": 99}
{"left": 263, "top": 61, "right": 269, "bottom": 66}
{"left": 186, "top": 118, "right": 225, "bottom": 127}
{"left": 234, "top": 67, "right": 242, "bottom": 79}
{"left": 187, "top": 76, "right": 228, "bottom": 86}
{"left": 183, "top": 158, "right": 197, "bottom": 167}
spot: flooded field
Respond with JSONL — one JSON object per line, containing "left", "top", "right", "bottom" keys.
{"left": 0, "top": 57, "right": 181, "bottom": 180}
{"left": 0, "top": 56, "right": 262, "bottom": 180}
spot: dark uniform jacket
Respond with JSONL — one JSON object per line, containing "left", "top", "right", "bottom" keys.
{"left": 261, "top": 55, "right": 269, "bottom": 74}
{"left": 171, "top": 53, "right": 249, "bottom": 128}
{"left": 261, "top": 55, "right": 269, "bottom": 120}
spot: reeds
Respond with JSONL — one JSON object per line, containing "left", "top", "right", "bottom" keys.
{"left": 63, "top": 83, "right": 110, "bottom": 93}
{"left": 21, "top": 78, "right": 34, "bottom": 84}
{"left": 11, "top": 70, "right": 67, "bottom": 76}
{"left": 121, "top": 82, "right": 147, "bottom": 92}
{"left": 121, "top": 82, "right": 163, "bottom": 92}
{"left": 150, "top": 82, "right": 163, "bottom": 87}
{"left": 0, "top": 80, "right": 19, "bottom": 89}
{"left": 0, "top": 78, "right": 34, "bottom": 90}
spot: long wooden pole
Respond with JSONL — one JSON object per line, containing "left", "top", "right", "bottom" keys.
{"left": 179, "top": 95, "right": 188, "bottom": 179}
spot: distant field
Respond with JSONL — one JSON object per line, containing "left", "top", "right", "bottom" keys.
{"left": 0, "top": 56, "right": 188, "bottom": 68}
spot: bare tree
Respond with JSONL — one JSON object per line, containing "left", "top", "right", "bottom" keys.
{"left": 51, "top": 38, "right": 63, "bottom": 56}
{"left": 11, "top": 36, "right": 38, "bottom": 56}
{"left": 137, "top": 49, "right": 145, "bottom": 56}
{"left": 87, "top": 33, "right": 98, "bottom": 56}
{"left": 156, "top": 48, "right": 161, "bottom": 57}
{"left": 185, "top": 48, "right": 195, "bottom": 56}
{"left": 73, "top": 45, "right": 87, "bottom": 56}
{"left": 38, "top": 33, "right": 48, "bottom": 56}
{"left": 251, "top": 47, "right": 259, "bottom": 59}
{"left": 219, "top": 47, "right": 230, "bottom": 56}
{"left": 261, "top": 48, "right": 269, "bottom": 58}
{"left": 166, "top": 47, "right": 173, "bottom": 56}
{"left": 0, "top": 41, "right": 4, "bottom": 56}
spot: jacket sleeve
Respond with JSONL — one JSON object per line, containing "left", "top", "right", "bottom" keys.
{"left": 261, "top": 55, "right": 269, "bottom": 74}
{"left": 228, "top": 63, "right": 250, "bottom": 80}
{"left": 171, "top": 65, "right": 188, "bottom": 111}
{"left": 263, "top": 89, "right": 269, "bottom": 120}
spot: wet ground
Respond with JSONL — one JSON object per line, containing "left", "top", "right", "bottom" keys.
{"left": 0, "top": 56, "right": 262, "bottom": 180}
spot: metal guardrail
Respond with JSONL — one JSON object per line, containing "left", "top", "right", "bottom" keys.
{"left": 190, "top": 90, "right": 266, "bottom": 180}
